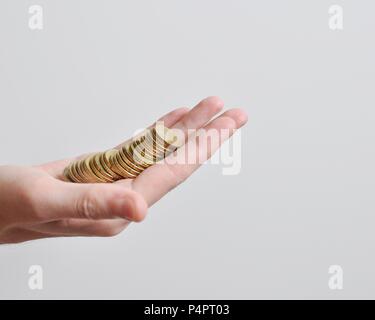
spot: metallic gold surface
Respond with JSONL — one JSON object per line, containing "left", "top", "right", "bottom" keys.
{"left": 63, "top": 124, "right": 182, "bottom": 183}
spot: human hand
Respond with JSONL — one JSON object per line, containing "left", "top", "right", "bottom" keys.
{"left": 0, "top": 97, "right": 247, "bottom": 244}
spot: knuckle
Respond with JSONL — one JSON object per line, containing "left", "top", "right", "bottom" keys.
{"left": 75, "top": 188, "right": 100, "bottom": 219}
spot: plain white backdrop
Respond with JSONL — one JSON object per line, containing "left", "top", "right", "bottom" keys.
{"left": 0, "top": 0, "right": 374, "bottom": 299}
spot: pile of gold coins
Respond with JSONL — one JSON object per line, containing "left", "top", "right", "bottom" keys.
{"left": 63, "top": 123, "right": 182, "bottom": 183}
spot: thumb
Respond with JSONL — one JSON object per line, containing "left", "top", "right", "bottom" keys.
{"left": 35, "top": 181, "right": 148, "bottom": 222}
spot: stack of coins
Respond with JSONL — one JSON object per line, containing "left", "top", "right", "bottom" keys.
{"left": 63, "top": 123, "right": 183, "bottom": 183}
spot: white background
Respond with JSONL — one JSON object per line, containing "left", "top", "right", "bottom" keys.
{"left": 0, "top": 0, "right": 374, "bottom": 299}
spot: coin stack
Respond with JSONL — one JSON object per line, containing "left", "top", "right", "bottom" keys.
{"left": 63, "top": 123, "right": 183, "bottom": 183}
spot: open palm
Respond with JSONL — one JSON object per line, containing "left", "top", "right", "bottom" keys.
{"left": 0, "top": 97, "right": 247, "bottom": 244}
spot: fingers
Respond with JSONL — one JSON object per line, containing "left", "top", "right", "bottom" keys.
{"left": 34, "top": 98, "right": 243, "bottom": 222}
{"left": 114, "top": 107, "right": 190, "bottom": 149}
{"left": 131, "top": 107, "right": 248, "bottom": 205}
{"left": 0, "top": 228, "right": 56, "bottom": 244}
{"left": 28, "top": 218, "right": 130, "bottom": 237}
{"left": 2, "top": 218, "right": 129, "bottom": 243}
{"left": 172, "top": 96, "right": 224, "bottom": 135}
{"left": 32, "top": 180, "right": 148, "bottom": 222}
{"left": 150, "top": 106, "right": 191, "bottom": 130}
{"left": 39, "top": 99, "right": 217, "bottom": 179}
{"left": 1, "top": 219, "right": 130, "bottom": 244}
{"left": 114, "top": 96, "right": 223, "bottom": 151}
{"left": 32, "top": 106, "right": 193, "bottom": 222}
{"left": 40, "top": 107, "right": 190, "bottom": 179}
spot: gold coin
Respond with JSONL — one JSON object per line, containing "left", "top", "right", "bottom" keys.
{"left": 76, "top": 159, "right": 91, "bottom": 183}
{"left": 114, "top": 151, "right": 139, "bottom": 178}
{"left": 129, "top": 128, "right": 150, "bottom": 144}
{"left": 108, "top": 153, "right": 127, "bottom": 178}
{"left": 148, "top": 128, "right": 169, "bottom": 149}
{"left": 155, "top": 122, "right": 183, "bottom": 147}
{"left": 131, "top": 143, "right": 157, "bottom": 164}
{"left": 124, "top": 143, "right": 153, "bottom": 168}
{"left": 143, "top": 135, "right": 169, "bottom": 159}
{"left": 116, "top": 149, "right": 143, "bottom": 175}
{"left": 65, "top": 164, "right": 78, "bottom": 183}
{"left": 69, "top": 161, "right": 83, "bottom": 183}
{"left": 90, "top": 153, "right": 114, "bottom": 183}
{"left": 92, "top": 152, "right": 116, "bottom": 182}
{"left": 142, "top": 132, "right": 176, "bottom": 161}
{"left": 81, "top": 156, "right": 107, "bottom": 183}
{"left": 120, "top": 144, "right": 149, "bottom": 171}
{"left": 154, "top": 124, "right": 173, "bottom": 146}
{"left": 100, "top": 150, "right": 122, "bottom": 180}
{"left": 138, "top": 132, "right": 162, "bottom": 155}
{"left": 155, "top": 124, "right": 185, "bottom": 153}
{"left": 140, "top": 134, "right": 165, "bottom": 156}
{"left": 63, "top": 166, "right": 74, "bottom": 182}
{"left": 74, "top": 160, "right": 88, "bottom": 183}
{"left": 61, "top": 124, "right": 183, "bottom": 184}
{"left": 75, "top": 159, "right": 90, "bottom": 183}
{"left": 145, "top": 131, "right": 173, "bottom": 154}
{"left": 112, "top": 152, "right": 138, "bottom": 178}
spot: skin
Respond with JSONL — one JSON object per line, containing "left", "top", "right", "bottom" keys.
{"left": 0, "top": 97, "right": 248, "bottom": 244}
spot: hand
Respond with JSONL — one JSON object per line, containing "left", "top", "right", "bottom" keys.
{"left": 0, "top": 97, "right": 247, "bottom": 244}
